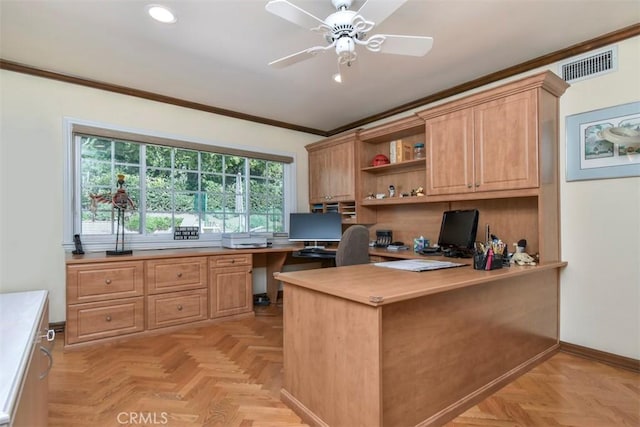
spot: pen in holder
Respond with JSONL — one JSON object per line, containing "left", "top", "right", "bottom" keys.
{"left": 474, "top": 246, "right": 508, "bottom": 270}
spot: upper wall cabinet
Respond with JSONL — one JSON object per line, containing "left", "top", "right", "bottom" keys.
{"left": 307, "top": 132, "right": 356, "bottom": 204}
{"left": 417, "top": 72, "right": 569, "bottom": 199}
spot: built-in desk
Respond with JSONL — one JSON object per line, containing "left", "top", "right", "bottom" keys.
{"left": 275, "top": 261, "right": 566, "bottom": 427}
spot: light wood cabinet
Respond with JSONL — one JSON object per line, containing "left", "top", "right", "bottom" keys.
{"left": 67, "top": 261, "right": 144, "bottom": 304}
{"left": 147, "top": 289, "right": 208, "bottom": 329}
{"left": 65, "top": 252, "right": 257, "bottom": 347}
{"left": 307, "top": 133, "right": 356, "bottom": 204}
{"left": 422, "top": 89, "right": 538, "bottom": 196}
{"left": 66, "top": 297, "right": 145, "bottom": 344}
{"left": 146, "top": 257, "right": 207, "bottom": 294}
{"left": 209, "top": 255, "right": 253, "bottom": 318}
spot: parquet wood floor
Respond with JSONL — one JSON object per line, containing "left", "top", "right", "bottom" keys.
{"left": 49, "top": 306, "right": 639, "bottom": 427}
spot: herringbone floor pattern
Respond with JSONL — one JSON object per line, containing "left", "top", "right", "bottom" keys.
{"left": 49, "top": 306, "right": 639, "bottom": 427}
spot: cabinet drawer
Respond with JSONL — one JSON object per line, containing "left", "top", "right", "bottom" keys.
{"left": 147, "top": 289, "right": 208, "bottom": 329}
{"left": 209, "top": 254, "right": 252, "bottom": 268}
{"left": 67, "top": 261, "right": 144, "bottom": 304}
{"left": 66, "top": 297, "right": 144, "bottom": 345}
{"left": 146, "top": 257, "right": 207, "bottom": 294}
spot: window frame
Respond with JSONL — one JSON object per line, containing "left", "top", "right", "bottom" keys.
{"left": 63, "top": 118, "right": 297, "bottom": 252}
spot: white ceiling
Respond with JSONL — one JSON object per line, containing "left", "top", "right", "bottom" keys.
{"left": 1, "top": 0, "right": 638, "bottom": 134}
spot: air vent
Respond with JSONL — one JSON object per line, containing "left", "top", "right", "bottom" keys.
{"left": 559, "top": 46, "right": 617, "bottom": 83}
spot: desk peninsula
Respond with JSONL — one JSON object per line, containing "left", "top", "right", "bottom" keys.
{"left": 275, "top": 260, "right": 566, "bottom": 427}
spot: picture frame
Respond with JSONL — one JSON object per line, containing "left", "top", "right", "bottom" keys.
{"left": 566, "top": 101, "right": 640, "bottom": 181}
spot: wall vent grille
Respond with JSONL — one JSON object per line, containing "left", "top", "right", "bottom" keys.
{"left": 559, "top": 46, "right": 617, "bottom": 83}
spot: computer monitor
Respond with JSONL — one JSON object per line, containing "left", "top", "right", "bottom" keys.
{"left": 437, "top": 209, "right": 479, "bottom": 256}
{"left": 289, "top": 212, "right": 342, "bottom": 248}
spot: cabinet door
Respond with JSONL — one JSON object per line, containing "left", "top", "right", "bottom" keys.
{"left": 473, "top": 90, "right": 538, "bottom": 191}
{"left": 327, "top": 141, "right": 355, "bottom": 201}
{"left": 425, "top": 109, "right": 474, "bottom": 196}
{"left": 209, "top": 265, "right": 252, "bottom": 318}
{"left": 309, "top": 148, "right": 330, "bottom": 203}
{"left": 308, "top": 140, "right": 355, "bottom": 203}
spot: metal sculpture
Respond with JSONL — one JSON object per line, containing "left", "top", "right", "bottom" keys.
{"left": 90, "top": 174, "right": 136, "bottom": 255}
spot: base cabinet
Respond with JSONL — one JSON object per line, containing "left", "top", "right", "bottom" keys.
{"left": 209, "top": 255, "right": 253, "bottom": 318}
{"left": 147, "top": 289, "right": 208, "bottom": 329}
{"left": 10, "top": 295, "right": 52, "bottom": 427}
{"left": 65, "top": 253, "right": 255, "bottom": 348}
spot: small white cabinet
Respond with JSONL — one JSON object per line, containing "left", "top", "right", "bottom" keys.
{"left": 0, "top": 290, "right": 53, "bottom": 427}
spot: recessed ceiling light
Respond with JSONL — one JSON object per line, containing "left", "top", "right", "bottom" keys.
{"left": 332, "top": 73, "right": 342, "bottom": 83}
{"left": 147, "top": 5, "right": 176, "bottom": 23}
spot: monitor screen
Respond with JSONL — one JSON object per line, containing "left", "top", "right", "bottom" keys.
{"left": 289, "top": 212, "right": 342, "bottom": 243}
{"left": 437, "top": 209, "right": 479, "bottom": 251}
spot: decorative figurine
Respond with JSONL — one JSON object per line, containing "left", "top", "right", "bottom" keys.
{"left": 389, "top": 185, "right": 395, "bottom": 197}
{"left": 90, "top": 174, "right": 136, "bottom": 255}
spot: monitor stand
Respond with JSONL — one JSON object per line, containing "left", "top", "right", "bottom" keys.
{"left": 304, "top": 241, "right": 325, "bottom": 250}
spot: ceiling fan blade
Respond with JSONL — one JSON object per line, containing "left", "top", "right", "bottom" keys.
{"left": 269, "top": 47, "right": 329, "bottom": 69}
{"left": 356, "top": 0, "right": 408, "bottom": 26}
{"left": 265, "top": 0, "right": 326, "bottom": 30}
{"left": 373, "top": 35, "right": 433, "bottom": 56}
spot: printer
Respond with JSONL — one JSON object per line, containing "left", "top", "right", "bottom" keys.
{"left": 222, "top": 233, "right": 268, "bottom": 249}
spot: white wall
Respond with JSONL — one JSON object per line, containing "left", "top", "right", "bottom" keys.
{"left": 558, "top": 38, "right": 640, "bottom": 359}
{"left": 1, "top": 36, "right": 638, "bottom": 359}
{"left": 0, "top": 71, "right": 319, "bottom": 322}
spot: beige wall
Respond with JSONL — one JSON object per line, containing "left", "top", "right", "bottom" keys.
{"left": 0, "top": 71, "right": 318, "bottom": 322}
{"left": 1, "top": 36, "right": 638, "bottom": 359}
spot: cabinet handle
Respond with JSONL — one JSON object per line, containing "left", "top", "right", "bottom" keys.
{"left": 475, "top": 183, "right": 480, "bottom": 187}
{"left": 39, "top": 346, "right": 53, "bottom": 380}
{"left": 231, "top": 260, "right": 235, "bottom": 264}
{"left": 40, "top": 329, "right": 55, "bottom": 342}
{"left": 105, "top": 279, "right": 112, "bottom": 285}
{"left": 177, "top": 304, "right": 183, "bottom": 311}
{"left": 467, "top": 184, "right": 472, "bottom": 188}
{"left": 177, "top": 272, "right": 183, "bottom": 278}
{"left": 105, "top": 315, "right": 112, "bottom": 322}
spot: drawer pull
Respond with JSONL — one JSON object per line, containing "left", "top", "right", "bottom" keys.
{"left": 105, "top": 315, "right": 112, "bottom": 322}
{"left": 231, "top": 260, "right": 235, "bottom": 264}
{"left": 177, "top": 304, "right": 183, "bottom": 311}
{"left": 105, "top": 279, "right": 112, "bottom": 285}
{"left": 177, "top": 272, "right": 183, "bottom": 278}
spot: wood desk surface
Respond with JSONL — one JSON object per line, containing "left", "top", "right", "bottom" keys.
{"left": 65, "top": 244, "right": 303, "bottom": 264}
{"left": 275, "top": 260, "right": 567, "bottom": 306}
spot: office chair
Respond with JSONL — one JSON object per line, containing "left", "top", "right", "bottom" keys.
{"left": 335, "top": 225, "right": 370, "bottom": 267}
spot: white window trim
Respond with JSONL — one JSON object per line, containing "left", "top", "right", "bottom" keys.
{"left": 63, "top": 117, "right": 297, "bottom": 252}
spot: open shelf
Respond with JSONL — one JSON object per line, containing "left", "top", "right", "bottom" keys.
{"left": 361, "top": 196, "right": 429, "bottom": 206}
{"left": 361, "top": 159, "right": 425, "bottom": 174}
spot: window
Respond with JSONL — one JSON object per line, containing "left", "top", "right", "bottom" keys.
{"left": 66, "top": 122, "right": 294, "bottom": 250}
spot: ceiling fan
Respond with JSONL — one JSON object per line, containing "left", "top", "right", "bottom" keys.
{"left": 265, "top": 0, "right": 433, "bottom": 77}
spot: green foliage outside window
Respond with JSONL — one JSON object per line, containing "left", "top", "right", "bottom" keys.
{"left": 78, "top": 136, "right": 285, "bottom": 236}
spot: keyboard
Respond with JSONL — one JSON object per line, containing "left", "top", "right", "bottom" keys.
{"left": 298, "top": 247, "right": 332, "bottom": 255}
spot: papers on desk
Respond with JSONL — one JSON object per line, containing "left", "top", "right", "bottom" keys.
{"left": 374, "top": 259, "right": 466, "bottom": 272}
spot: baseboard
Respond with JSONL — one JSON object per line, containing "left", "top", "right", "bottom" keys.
{"left": 560, "top": 341, "right": 640, "bottom": 373}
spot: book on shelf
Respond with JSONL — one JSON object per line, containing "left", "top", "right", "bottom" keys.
{"left": 389, "top": 139, "right": 413, "bottom": 163}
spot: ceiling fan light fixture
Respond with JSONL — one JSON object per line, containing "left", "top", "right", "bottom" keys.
{"left": 332, "top": 73, "right": 342, "bottom": 83}
{"left": 147, "top": 4, "right": 176, "bottom": 23}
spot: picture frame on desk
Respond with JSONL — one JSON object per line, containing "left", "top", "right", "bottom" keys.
{"left": 565, "top": 101, "right": 640, "bottom": 181}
